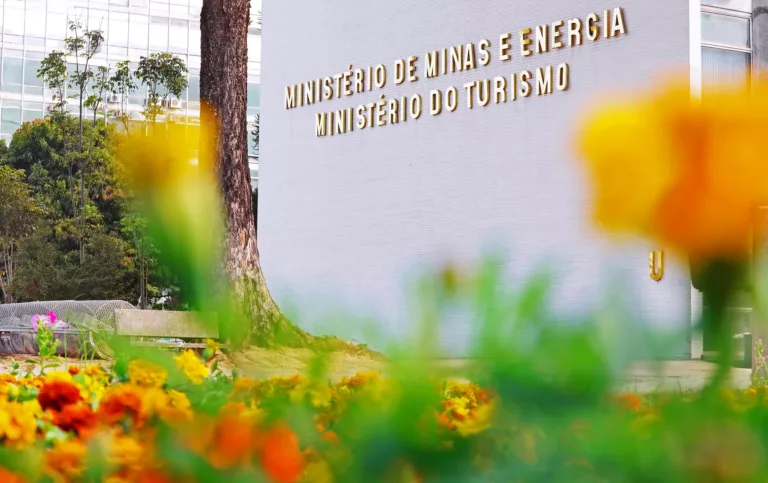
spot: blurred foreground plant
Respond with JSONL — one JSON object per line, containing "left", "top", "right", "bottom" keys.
{"left": 578, "top": 78, "right": 768, "bottom": 388}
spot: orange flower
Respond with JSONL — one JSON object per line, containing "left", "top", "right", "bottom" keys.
{"left": 53, "top": 403, "right": 98, "bottom": 438}
{"left": 38, "top": 380, "right": 82, "bottom": 412}
{"left": 46, "top": 439, "right": 87, "bottom": 481}
{"left": 67, "top": 366, "right": 81, "bottom": 376}
{"left": 614, "top": 393, "right": 643, "bottom": 412}
{"left": 207, "top": 414, "right": 257, "bottom": 469}
{"left": 0, "top": 467, "right": 27, "bottom": 483}
{"left": 106, "top": 469, "right": 173, "bottom": 483}
{"left": 99, "top": 385, "right": 144, "bottom": 426}
{"left": 578, "top": 79, "right": 768, "bottom": 259}
{"left": 258, "top": 424, "right": 305, "bottom": 483}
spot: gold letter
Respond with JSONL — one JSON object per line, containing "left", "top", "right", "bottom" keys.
{"left": 478, "top": 39, "right": 492, "bottom": 66}
{"left": 285, "top": 85, "right": 298, "bottom": 109}
{"left": 587, "top": 14, "right": 599, "bottom": 41}
{"left": 315, "top": 112, "right": 327, "bottom": 136}
{"left": 425, "top": 51, "right": 439, "bottom": 78}
{"left": 612, "top": 7, "right": 627, "bottom": 37}
{"left": 536, "top": 25, "right": 548, "bottom": 53}
{"left": 552, "top": 20, "right": 564, "bottom": 49}
{"left": 477, "top": 79, "right": 491, "bottom": 107}
{"left": 450, "top": 46, "right": 463, "bottom": 72}
{"left": 568, "top": 19, "right": 583, "bottom": 46}
{"left": 430, "top": 89, "right": 443, "bottom": 116}
{"left": 394, "top": 59, "right": 406, "bottom": 85}
{"left": 446, "top": 86, "right": 459, "bottom": 112}
{"left": 556, "top": 63, "right": 570, "bottom": 91}
{"left": 649, "top": 251, "right": 664, "bottom": 282}
{"left": 500, "top": 33, "right": 512, "bottom": 61}
{"left": 494, "top": 76, "right": 507, "bottom": 104}
{"left": 520, "top": 28, "right": 532, "bottom": 57}
{"left": 408, "top": 55, "right": 419, "bottom": 82}
{"left": 464, "top": 81, "right": 476, "bottom": 109}
{"left": 304, "top": 80, "right": 315, "bottom": 105}
{"left": 334, "top": 109, "right": 347, "bottom": 134}
{"left": 536, "top": 66, "right": 553, "bottom": 95}
{"left": 519, "top": 71, "right": 532, "bottom": 97}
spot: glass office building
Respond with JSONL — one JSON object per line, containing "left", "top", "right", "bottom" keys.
{"left": 0, "top": 0, "right": 261, "bottom": 187}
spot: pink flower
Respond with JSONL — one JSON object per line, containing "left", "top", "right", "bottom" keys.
{"left": 31, "top": 315, "right": 39, "bottom": 332}
{"left": 47, "top": 311, "right": 57, "bottom": 325}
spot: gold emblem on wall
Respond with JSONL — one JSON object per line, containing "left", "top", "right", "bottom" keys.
{"left": 649, "top": 250, "right": 664, "bottom": 282}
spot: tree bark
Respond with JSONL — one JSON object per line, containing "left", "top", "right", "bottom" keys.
{"left": 200, "top": 0, "right": 301, "bottom": 345}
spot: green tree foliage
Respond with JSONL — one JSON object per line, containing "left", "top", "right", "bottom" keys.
{"left": 9, "top": 229, "right": 137, "bottom": 302}
{"left": 37, "top": 52, "right": 68, "bottom": 113}
{"left": 109, "top": 61, "right": 137, "bottom": 132}
{"left": 0, "top": 166, "right": 42, "bottom": 303}
{"left": 0, "top": 116, "right": 182, "bottom": 306}
{"left": 2, "top": 14, "right": 190, "bottom": 307}
{"left": 135, "top": 53, "right": 189, "bottom": 126}
{"left": 84, "top": 65, "right": 114, "bottom": 123}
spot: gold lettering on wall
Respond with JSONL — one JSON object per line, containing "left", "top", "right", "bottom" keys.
{"left": 649, "top": 250, "right": 664, "bottom": 282}
{"left": 293, "top": 7, "right": 630, "bottom": 137}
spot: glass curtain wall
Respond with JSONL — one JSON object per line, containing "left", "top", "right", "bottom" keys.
{"left": 699, "top": 6, "right": 753, "bottom": 353}
{"left": 0, "top": 0, "right": 261, "bottom": 189}
{"left": 701, "top": 8, "right": 752, "bottom": 96}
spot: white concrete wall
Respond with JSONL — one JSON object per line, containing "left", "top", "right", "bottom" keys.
{"left": 260, "top": 0, "right": 693, "bottom": 357}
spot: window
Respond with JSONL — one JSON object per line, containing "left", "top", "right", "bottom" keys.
{"left": 130, "top": 15, "right": 149, "bottom": 49}
{"left": 701, "top": 10, "right": 751, "bottom": 97}
{"left": 1, "top": 108, "right": 21, "bottom": 135}
{"left": 22, "top": 110, "right": 43, "bottom": 123}
{"left": 149, "top": 16, "right": 169, "bottom": 50}
{"left": 247, "top": 83, "right": 260, "bottom": 108}
{"left": 3, "top": 58, "right": 23, "bottom": 88}
{"left": 23, "top": 60, "right": 43, "bottom": 87}
{"left": 189, "top": 21, "right": 201, "bottom": 55}
{"left": 188, "top": 73, "right": 200, "bottom": 102}
{"left": 169, "top": 18, "right": 188, "bottom": 53}
{"left": 47, "top": 13, "right": 68, "bottom": 39}
{"left": 3, "top": 7, "right": 24, "bottom": 36}
{"left": 109, "top": 13, "right": 129, "bottom": 46}
{"left": 25, "top": 8, "right": 46, "bottom": 38}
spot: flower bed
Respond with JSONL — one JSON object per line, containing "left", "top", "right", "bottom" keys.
{"left": 0, "top": 348, "right": 766, "bottom": 482}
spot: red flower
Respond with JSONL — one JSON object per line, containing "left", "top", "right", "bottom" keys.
{"left": 99, "top": 386, "right": 143, "bottom": 426}
{"left": 53, "top": 404, "right": 98, "bottom": 438}
{"left": 38, "top": 380, "right": 82, "bottom": 412}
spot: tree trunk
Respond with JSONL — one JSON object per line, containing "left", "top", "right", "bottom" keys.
{"left": 200, "top": 0, "right": 303, "bottom": 345}
{"left": 79, "top": 93, "right": 85, "bottom": 265}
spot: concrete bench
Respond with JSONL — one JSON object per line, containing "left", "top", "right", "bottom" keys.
{"left": 113, "top": 309, "right": 224, "bottom": 353}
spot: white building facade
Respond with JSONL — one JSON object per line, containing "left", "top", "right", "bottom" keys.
{"left": 260, "top": 0, "right": 762, "bottom": 357}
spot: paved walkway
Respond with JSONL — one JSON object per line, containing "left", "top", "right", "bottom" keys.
{"left": 617, "top": 360, "right": 751, "bottom": 393}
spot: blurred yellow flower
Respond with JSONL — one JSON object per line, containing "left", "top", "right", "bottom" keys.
{"left": 118, "top": 124, "right": 224, "bottom": 275}
{"left": 128, "top": 360, "right": 168, "bottom": 388}
{"left": 46, "top": 439, "right": 86, "bottom": 481}
{"left": 108, "top": 434, "right": 146, "bottom": 471}
{"left": 578, "top": 79, "right": 768, "bottom": 258}
{"left": 455, "top": 401, "right": 495, "bottom": 437}
{"left": 174, "top": 350, "right": 210, "bottom": 385}
{"left": 0, "top": 400, "right": 38, "bottom": 449}
{"left": 206, "top": 339, "right": 221, "bottom": 352}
